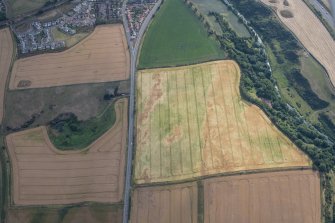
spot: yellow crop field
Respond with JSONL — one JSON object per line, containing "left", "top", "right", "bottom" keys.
{"left": 10, "top": 24, "right": 130, "bottom": 89}
{"left": 135, "top": 60, "right": 310, "bottom": 184}
{"left": 6, "top": 99, "right": 128, "bottom": 205}
{"left": 0, "top": 28, "right": 14, "bottom": 123}
{"left": 262, "top": 0, "right": 335, "bottom": 86}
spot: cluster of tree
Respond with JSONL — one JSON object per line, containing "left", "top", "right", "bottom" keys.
{"left": 0, "top": 12, "right": 6, "bottom": 21}
{"left": 222, "top": 0, "right": 335, "bottom": 171}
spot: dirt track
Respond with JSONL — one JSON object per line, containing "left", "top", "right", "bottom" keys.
{"left": 130, "top": 183, "right": 197, "bottom": 223}
{"left": 10, "top": 24, "right": 130, "bottom": 89}
{"left": 6, "top": 98, "right": 128, "bottom": 205}
{"left": 135, "top": 60, "right": 310, "bottom": 184}
{"left": 0, "top": 28, "right": 14, "bottom": 123}
{"left": 262, "top": 0, "right": 335, "bottom": 86}
{"left": 204, "top": 169, "right": 321, "bottom": 223}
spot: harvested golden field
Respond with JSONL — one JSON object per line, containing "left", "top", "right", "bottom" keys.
{"left": 0, "top": 28, "right": 14, "bottom": 123}
{"left": 130, "top": 183, "right": 197, "bottom": 223}
{"left": 135, "top": 60, "right": 310, "bottom": 184}
{"left": 10, "top": 24, "right": 130, "bottom": 89}
{"left": 263, "top": 0, "right": 335, "bottom": 86}
{"left": 6, "top": 98, "right": 128, "bottom": 205}
{"left": 204, "top": 170, "right": 321, "bottom": 223}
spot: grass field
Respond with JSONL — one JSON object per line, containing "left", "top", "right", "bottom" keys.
{"left": 204, "top": 170, "right": 320, "bottom": 223}
{"left": 6, "top": 99, "right": 128, "bottom": 205}
{"left": 48, "top": 101, "right": 117, "bottom": 150}
{"left": 3, "top": 80, "right": 129, "bottom": 131}
{"left": 262, "top": 0, "right": 335, "bottom": 87}
{"left": 0, "top": 28, "right": 14, "bottom": 124}
{"left": 130, "top": 183, "right": 197, "bottom": 223}
{"left": 138, "top": 0, "right": 224, "bottom": 69}
{"left": 7, "top": 204, "right": 123, "bottom": 223}
{"left": 51, "top": 27, "right": 90, "bottom": 48}
{"left": 10, "top": 25, "right": 130, "bottom": 89}
{"left": 190, "top": 0, "right": 250, "bottom": 37}
{"left": 135, "top": 60, "right": 310, "bottom": 184}
{"left": 5, "top": 0, "right": 49, "bottom": 18}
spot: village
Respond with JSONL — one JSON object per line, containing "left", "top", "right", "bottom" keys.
{"left": 126, "top": 0, "right": 158, "bottom": 41}
{"left": 14, "top": 0, "right": 123, "bottom": 54}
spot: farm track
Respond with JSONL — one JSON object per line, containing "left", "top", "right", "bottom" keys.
{"left": 262, "top": 0, "right": 335, "bottom": 87}
{"left": 135, "top": 60, "right": 310, "bottom": 184}
{"left": 0, "top": 28, "right": 13, "bottom": 123}
{"left": 9, "top": 24, "right": 130, "bottom": 89}
{"left": 6, "top": 99, "right": 128, "bottom": 205}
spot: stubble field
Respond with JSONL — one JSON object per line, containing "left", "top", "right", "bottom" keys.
{"left": 204, "top": 170, "right": 320, "bottom": 223}
{"left": 262, "top": 0, "right": 335, "bottom": 86}
{"left": 0, "top": 28, "right": 14, "bottom": 123}
{"left": 135, "top": 60, "right": 310, "bottom": 184}
{"left": 6, "top": 98, "right": 128, "bottom": 205}
{"left": 10, "top": 24, "right": 130, "bottom": 89}
{"left": 130, "top": 183, "right": 198, "bottom": 223}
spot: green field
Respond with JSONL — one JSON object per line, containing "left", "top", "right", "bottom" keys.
{"left": 48, "top": 102, "right": 116, "bottom": 150}
{"left": 5, "top": 0, "right": 50, "bottom": 18}
{"left": 190, "top": 0, "right": 250, "bottom": 37}
{"left": 138, "top": 0, "right": 224, "bottom": 68}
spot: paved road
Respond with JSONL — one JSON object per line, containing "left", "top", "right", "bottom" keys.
{"left": 121, "top": 1, "right": 162, "bottom": 223}
{"left": 307, "top": 0, "right": 335, "bottom": 28}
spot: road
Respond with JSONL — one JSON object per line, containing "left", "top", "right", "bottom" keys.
{"left": 121, "top": 1, "right": 162, "bottom": 222}
{"left": 306, "top": 0, "right": 335, "bottom": 28}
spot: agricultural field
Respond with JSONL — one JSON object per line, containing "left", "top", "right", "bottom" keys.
{"left": 4, "top": 0, "right": 50, "bottom": 18}
{"left": 10, "top": 24, "right": 130, "bottom": 89}
{"left": 138, "top": 0, "right": 224, "bottom": 69}
{"left": 3, "top": 80, "right": 129, "bottom": 131}
{"left": 190, "top": 0, "right": 250, "bottom": 37}
{"left": 130, "top": 183, "right": 198, "bottom": 223}
{"left": 262, "top": 0, "right": 335, "bottom": 87}
{"left": 7, "top": 204, "right": 123, "bottom": 223}
{"left": 6, "top": 98, "right": 128, "bottom": 205}
{"left": 0, "top": 28, "right": 13, "bottom": 123}
{"left": 204, "top": 170, "right": 321, "bottom": 223}
{"left": 135, "top": 60, "right": 310, "bottom": 184}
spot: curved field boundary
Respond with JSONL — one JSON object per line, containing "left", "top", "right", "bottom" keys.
{"left": 6, "top": 98, "right": 128, "bottom": 205}
{"left": 10, "top": 24, "right": 130, "bottom": 89}
{"left": 261, "top": 0, "right": 335, "bottom": 87}
{"left": 204, "top": 169, "right": 321, "bottom": 223}
{"left": 130, "top": 182, "right": 198, "bottom": 223}
{"left": 134, "top": 60, "right": 311, "bottom": 184}
{"left": 0, "top": 28, "right": 14, "bottom": 123}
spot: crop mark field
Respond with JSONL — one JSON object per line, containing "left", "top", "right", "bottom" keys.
{"left": 204, "top": 170, "right": 321, "bottom": 223}
{"left": 262, "top": 0, "right": 335, "bottom": 86}
{"left": 130, "top": 183, "right": 197, "bottom": 223}
{"left": 0, "top": 28, "right": 14, "bottom": 123}
{"left": 10, "top": 24, "right": 130, "bottom": 89}
{"left": 6, "top": 98, "right": 128, "bottom": 205}
{"left": 135, "top": 60, "right": 310, "bottom": 184}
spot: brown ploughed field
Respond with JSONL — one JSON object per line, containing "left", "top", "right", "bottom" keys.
{"left": 6, "top": 98, "right": 128, "bottom": 205}
{"left": 204, "top": 170, "right": 321, "bottom": 223}
{"left": 130, "top": 183, "right": 198, "bottom": 223}
{"left": 0, "top": 28, "right": 14, "bottom": 123}
{"left": 262, "top": 0, "right": 335, "bottom": 86}
{"left": 10, "top": 24, "right": 130, "bottom": 89}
